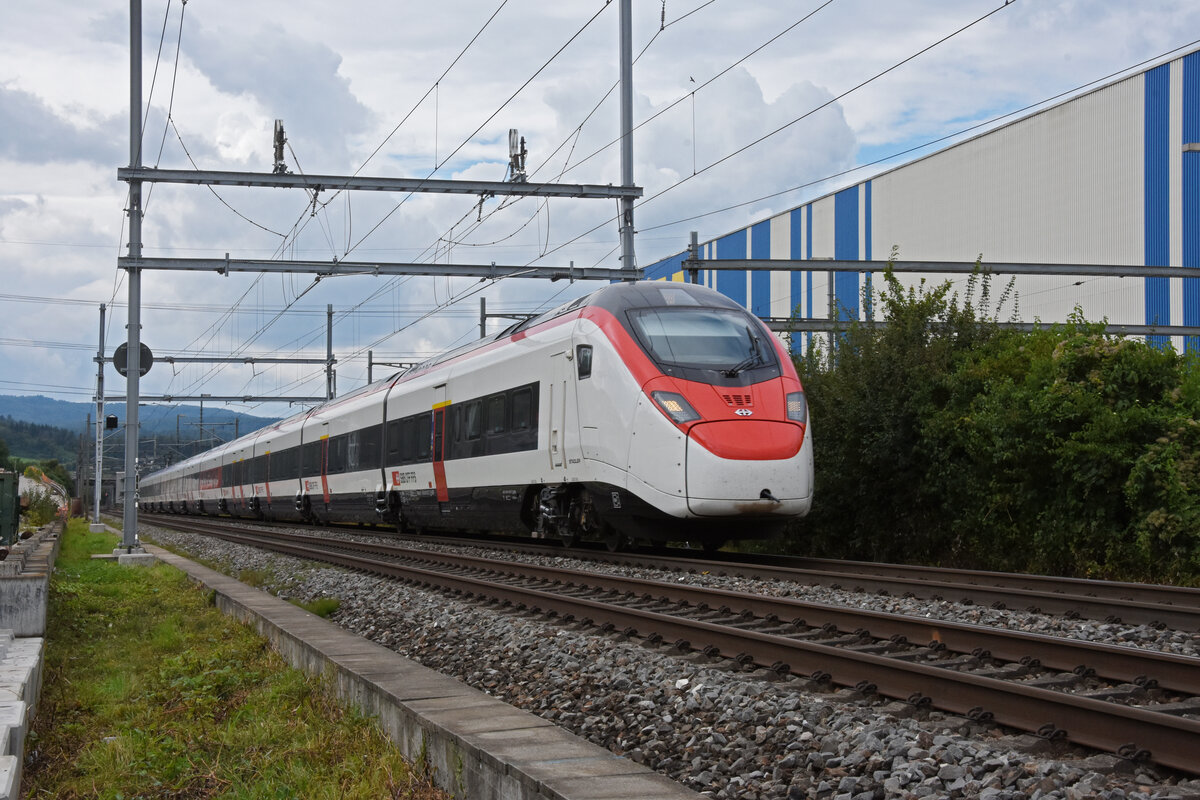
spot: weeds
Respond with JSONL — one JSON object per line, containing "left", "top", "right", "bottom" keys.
{"left": 23, "top": 518, "right": 448, "bottom": 799}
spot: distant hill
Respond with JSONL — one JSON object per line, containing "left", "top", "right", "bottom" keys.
{"left": 0, "top": 395, "right": 280, "bottom": 440}
{"left": 0, "top": 416, "right": 78, "bottom": 462}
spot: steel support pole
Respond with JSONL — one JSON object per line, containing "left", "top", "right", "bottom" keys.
{"left": 94, "top": 304, "right": 105, "bottom": 526}
{"left": 123, "top": 0, "right": 142, "bottom": 551}
{"left": 618, "top": 0, "right": 636, "bottom": 275}
{"left": 326, "top": 304, "right": 334, "bottom": 400}
{"left": 688, "top": 231, "right": 700, "bottom": 284}
{"left": 480, "top": 297, "right": 487, "bottom": 339}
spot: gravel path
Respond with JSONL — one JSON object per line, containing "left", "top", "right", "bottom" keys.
{"left": 144, "top": 525, "right": 1200, "bottom": 800}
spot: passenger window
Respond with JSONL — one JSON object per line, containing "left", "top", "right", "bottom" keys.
{"left": 464, "top": 401, "right": 482, "bottom": 440}
{"left": 487, "top": 395, "right": 506, "bottom": 434}
{"left": 386, "top": 419, "right": 403, "bottom": 461}
{"left": 576, "top": 345, "right": 593, "bottom": 379}
{"left": 512, "top": 388, "right": 532, "bottom": 431}
{"left": 416, "top": 414, "right": 432, "bottom": 460}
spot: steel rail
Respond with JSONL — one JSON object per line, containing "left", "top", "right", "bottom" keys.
{"left": 364, "top": 528, "right": 1200, "bottom": 621}
{"left": 142, "top": 515, "right": 1200, "bottom": 630}
{"left": 517, "top": 548, "right": 1200, "bottom": 631}
{"left": 707, "top": 553, "right": 1200, "bottom": 609}
{"left": 146, "top": 518, "right": 1200, "bottom": 773}
{"left": 343, "top": 541, "right": 1200, "bottom": 696}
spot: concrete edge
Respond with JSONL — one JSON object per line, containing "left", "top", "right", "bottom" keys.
{"left": 0, "top": 521, "right": 57, "bottom": 800}
{"left": 144, "top": 543, "right": 702, "bottom": 800}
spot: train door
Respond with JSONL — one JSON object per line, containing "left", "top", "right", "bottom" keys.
{"left": 319, "top": 422, "right": 331, "bottom": 510}
{"left": 548, "top": 350, "right": 580, "bottom": 474}
{"left": 432, "top": 385, "right": 449, "bottom": 503}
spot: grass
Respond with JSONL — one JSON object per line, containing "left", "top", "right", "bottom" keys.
{"left": 292, "top": 597, "right": 341, "bottom": 618}
{"left": 22, "top": 519, "right": 448, "bottom": 800}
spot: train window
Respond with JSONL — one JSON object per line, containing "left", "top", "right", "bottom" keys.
{"left": 386, "top": 419, "right": 403, "bottom": 461}
{"left": 347, "top": 432, "right": 359, "bottom": 472}
{"left": 328, "top": 436, "right": 347, "bottom": 474}
{"left": 486, "top": 395, "right": 506, "bottom": 434}
{"left": 302, "top": 441, "right": 322, "bottom": 475}
{"left": 628, "top": 307, "right": 776, "bottom": 373}
{"left": 270, "top": 448, "right": 292, "bottom": 481}
{"left": 398, "top": 418, "right": 414, "bottom": 461}
{"left": 359, "top": 427, "right": 381, "bottom": 467}
{"left": 512, "top": 387, "right": 532, "bottom": 431}
{"left": 576, "top": 345, "right": 593, "bottom": 379}
{"left": 464, "top": 401, "right": 482, "bottom": 441}
{"left": 417, "top": 413, "right": 432, "bottom": 461}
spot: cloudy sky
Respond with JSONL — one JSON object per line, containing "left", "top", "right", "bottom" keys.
{"left": 2, "top": 0, "right": 1198, "bottom": 427}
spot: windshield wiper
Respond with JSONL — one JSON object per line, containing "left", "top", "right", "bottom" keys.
{"left": 723, "top": 327, "right": 764, "bottom": 377}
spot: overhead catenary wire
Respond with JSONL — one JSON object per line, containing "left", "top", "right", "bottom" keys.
{"left": 144, "top": 0, "right": 189, "bottom": 214}
{"left": 422, "top": 0, "right": 719, "bottom": 259}
{"left": 637, "top": 34, "right": 1200, "bottom": 235}
{"left": 527, "top": 0, "right": 1016, "bottom": 267}
{"left": 552, "top": 0, "right": 837, "bottom": 184}
{"left": 342, "top": 0, "right": 615, "bottom": 260}
{"left": 229, "top": 0, "right": 630, "bottom": 383}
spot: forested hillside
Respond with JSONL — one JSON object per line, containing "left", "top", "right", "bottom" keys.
{"left": 0, "top": 415, "right": 77, "bottom": 462}
{"left": 0, "top": 394, "right": 278, "bottom": 437}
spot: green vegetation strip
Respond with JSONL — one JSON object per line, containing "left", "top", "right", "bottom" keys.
{"left": 778, "top": 261, "right": 1200, "bottom": 585}
{"left": 23, "top": 519, "right": 447, "bottom": 800}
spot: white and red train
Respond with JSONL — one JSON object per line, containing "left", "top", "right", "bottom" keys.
{"left": 140, "top": 281, "right": 813, "bottom": 549}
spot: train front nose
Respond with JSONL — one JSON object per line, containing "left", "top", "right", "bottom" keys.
{"left": 684, "top": 419, "right": 812, "bottom": 516}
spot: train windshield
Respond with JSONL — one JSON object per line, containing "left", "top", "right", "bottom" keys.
{"left": 627, "top": 307, "right": 777, "bottom": 378}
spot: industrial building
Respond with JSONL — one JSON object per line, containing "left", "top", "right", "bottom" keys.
{"left": 645, "top": 46, "right": 1199, "bottom": 352}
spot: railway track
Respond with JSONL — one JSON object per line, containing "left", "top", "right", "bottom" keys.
{"left": 144, "top": 514, "right": 1200, "bottom": 774}
{"left": 159, "top": 520, "right": 1200, "bottom": 631}
{"left": 331, "top": 525, "right": 1200, "bottom": 631}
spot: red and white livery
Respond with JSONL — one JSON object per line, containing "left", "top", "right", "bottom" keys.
{"left": 140, "top": 281, "right": 813, "bottom": 549}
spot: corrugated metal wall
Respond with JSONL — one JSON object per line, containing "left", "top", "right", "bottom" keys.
{"left": 645, "top": 47, "right": 1200, "bottom": 352}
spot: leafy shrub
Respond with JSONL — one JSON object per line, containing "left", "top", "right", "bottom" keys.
{"left": 778, "top": 257, "right": 1200, "bottom": 585}
{"left": 21, "top": 488, "right": 59, "bottom": 527}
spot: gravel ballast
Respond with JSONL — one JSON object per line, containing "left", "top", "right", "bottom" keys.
{"left": 145, "top": 525, "right": 1200, "bottom": 800}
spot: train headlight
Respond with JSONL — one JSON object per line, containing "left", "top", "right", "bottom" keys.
{"left": 786, "top": 391, "right": 808, "bottom": 423}
{"left": 651, "top": 391, "right": 701, "bottom": 424}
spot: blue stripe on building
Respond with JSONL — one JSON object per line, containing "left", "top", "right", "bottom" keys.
{"left": 1144, "top": 64, "right": 1171, "bottom": 347}
{"left": 834, "top": 186, "right": 860, "bottom": 321}
{"left": 716, "top": 229, "right": 747, "bottom": 306}
{"left": 1184, "top": 52, "right": 1200, "bottom": 354}
{"left": 751, "top": 220, "right": 771, "bottom": 317}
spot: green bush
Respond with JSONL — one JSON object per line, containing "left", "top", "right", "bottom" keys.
{"left": 21, "top": 488, "right": 60, "bottom": 527}
{"left": 778, "top": 258, "right": 1200, "bottom": 585}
